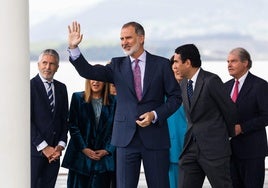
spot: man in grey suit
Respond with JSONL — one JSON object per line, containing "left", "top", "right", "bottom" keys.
{"left": 173, "top": 44, "right": 238, "bottom": 188}
{"left": 67, "top": 21, "right": 181, "bottom": 188}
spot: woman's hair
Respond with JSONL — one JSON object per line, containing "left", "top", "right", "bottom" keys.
{"left": 170, "top": 55, "right": 175, "bottom": 66}
{"left": 83, "top": 79, "right": 110, "bottom": 105}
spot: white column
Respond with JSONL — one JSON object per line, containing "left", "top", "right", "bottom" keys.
{"left": 0, "top": 0, "right": 30, "bottom": 187}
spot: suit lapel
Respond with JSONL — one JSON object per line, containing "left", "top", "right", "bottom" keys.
{"left": 53, "top": 81, "right": 59, "bottom": 115}
{"left": 236, "top": 72, "right": 253, "bottom": 103}
{"left": 35, "top": 75, "right": 52, "bottom": 108}
{"left": 143, "top": 53, "right": 155, "bottom": 99}
{"left": 190, "top": 69, "right": 205, "bottom": 110}
{"left": 119, "top": 57, "right": 137, "bottom": 98}
{"left": 34, "top": 75, "right": 55, "bottom": 117}
{"left": 35, "top": 75, "right": 47, "bottom": 97}
{"left": 225, "top": 72, "right": 253, "bottom": 103}
{"left": 182, "top": 69, "right": 205, "bottom": 112}
{"left": 226, "top": 80, "right": 235, "bottom": 94}
{"left": 118, "top": 52, "right": 157, "bottom": 101}
{"left": 181, "top": 70, "right": 205, "bottom": 112}
{"left": 181, "top": 79, "right": 190, "bottom": 110}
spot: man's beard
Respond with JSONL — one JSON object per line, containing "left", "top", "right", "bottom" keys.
{"left": 122, "top": 43, "right": 140, "bottom": 56}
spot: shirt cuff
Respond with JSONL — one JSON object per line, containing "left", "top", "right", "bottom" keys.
{"left": 36, "top": 141, "right": 48, "bottom": 152}
{"left": 67, "top": 47, "right": 81, "bottom": 60}
{"left": 57, "top": 141, "right": 66, "bottom": 149}
{"left": 152, "top": 111, "right": 158, "bottom": 124}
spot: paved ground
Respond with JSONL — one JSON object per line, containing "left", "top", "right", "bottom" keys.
{"left": 56, "top": 170, "right": 268, "bottom": 188}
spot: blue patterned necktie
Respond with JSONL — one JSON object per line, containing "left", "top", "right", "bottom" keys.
{"left": 187, "top": 80, "right": 193, "bottom": 106}
{"left": 46, "top": 82, "right": 54, "bottom": 113}
{"left": 133, "top": 59, "right": 142, "bottom": 101}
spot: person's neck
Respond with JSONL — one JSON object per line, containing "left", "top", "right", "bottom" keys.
{"left": 131, "top": 49, "right": 144, "bottom": 59}
{"left": 188, "top": 67, "right": 199, "bottom": 80}
{"left": 92, "top": 93, "right": 102, "bottom": 99}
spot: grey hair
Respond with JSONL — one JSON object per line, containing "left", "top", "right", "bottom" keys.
{"left": 230, "top": 47, "right": 252, "bottom": 69}
{"left": 122, "top": 21, "right": 145, "bottom": 36}
{"left": 38, "top": 49, "right": 59, "bottom": 64}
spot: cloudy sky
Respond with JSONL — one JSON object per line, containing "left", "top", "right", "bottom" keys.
{"left": 30, "top": 0, "right": 268, "bottom": 41}
{"left": 29, "top": 0, "right": 104, "bottom": 26}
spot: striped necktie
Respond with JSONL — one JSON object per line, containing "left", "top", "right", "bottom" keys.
{"left": 46, "top": 82, "right": 54, "bottom": 113}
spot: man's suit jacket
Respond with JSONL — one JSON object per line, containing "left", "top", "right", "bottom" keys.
{"left": 30, "top": 74, "right": 68, "bottom": 157}
{"left": 70, "top": 51, "right": 182, "bottom": 149}
{"left": 225, "top": 72, "right": 268, "bottom": 159}
{"left": 180, "top": 69, "right": 238, "bottom": 160}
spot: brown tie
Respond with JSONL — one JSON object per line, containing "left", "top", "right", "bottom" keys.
{"left": 231, "top": 80, "right": 239, "bottom": 102}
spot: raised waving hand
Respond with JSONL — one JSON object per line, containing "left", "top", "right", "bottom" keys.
{"left": 68, "top": 21, "right": 83, "bottom": 49}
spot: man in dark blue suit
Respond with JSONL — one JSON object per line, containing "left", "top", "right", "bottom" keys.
{"left": 225, "top": 47, "right": 268, "bottom": 188}
{"left": 67, "top": 21, "right": 182, "bottom": 188}
{"left": 31, "top": 49, "right": 68, "bottom": 188}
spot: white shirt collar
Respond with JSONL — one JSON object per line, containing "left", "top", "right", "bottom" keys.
{"left": 236, "top": 71, "right": 249, "bottom": 90}
{"left": 188, "top": 68, "right": 201, "bottom": 90}
{"left": 38, "top": 73, "right": 53, "bottom": 84}
{"left": 130, "top": 51, "right": 146, "bottom": 64}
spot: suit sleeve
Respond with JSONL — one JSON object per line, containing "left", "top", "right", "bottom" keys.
{"left": 155, "top": 60, "right": 182, "bottom": 121}
{"left": 69, "top": 54, "right": 113, "bottom": 82}
{"left": 68, "top": 93, "right": 88, "bottom": 151}
{"left": 30, "top": 81, "right": 46, "bottom": 147}
{"left": 240, "top": 80, "right": 268, "bottom": 133}
{"left": 209, "top": 75, "right": 238, "bottom": 137}
{"left": 59, "top": 84, "right": 69, "bottom": 144}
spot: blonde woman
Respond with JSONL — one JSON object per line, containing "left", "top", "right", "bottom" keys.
{"left": 62, "top": 79, "right": 116, "bottom": 188}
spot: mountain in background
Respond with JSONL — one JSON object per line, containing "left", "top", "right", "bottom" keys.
{"left": 30, "top": 0, "right": 268, "bottom": 61}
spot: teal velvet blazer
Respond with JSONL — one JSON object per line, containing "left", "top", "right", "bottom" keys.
{"left": 62, "top": 92, "right": 116, "bottom": 175}
{"left": 167, "top": 105, "right": 187, "bottom": 163}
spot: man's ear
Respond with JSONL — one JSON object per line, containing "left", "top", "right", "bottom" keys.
{"left": 185, "top": 59, "right": 191, "bottom": 67}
